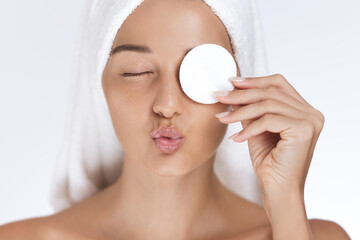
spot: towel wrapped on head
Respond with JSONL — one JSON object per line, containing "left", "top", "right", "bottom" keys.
{"left": 49, "top": 0, "right": 269, "bottom": 213}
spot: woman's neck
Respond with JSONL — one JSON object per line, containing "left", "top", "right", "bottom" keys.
{"left": 99, "top": 153, "right": 228, "bottom": 239}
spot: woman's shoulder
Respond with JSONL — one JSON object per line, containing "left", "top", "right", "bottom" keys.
{"left": 0, "top": 216, "right": 96, "bottom": 240}
{"left": 0, "top": 217, "right": 54, "bottom": 240}
{"left": 308, "top": 218, "right": 351, "bottom": 240}
{"left": 225, "top": 218, "right": 350, "bottom": 240}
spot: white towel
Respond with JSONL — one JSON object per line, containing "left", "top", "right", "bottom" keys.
{"left": 49, "top": 0, "right": 269, "bottom": 213}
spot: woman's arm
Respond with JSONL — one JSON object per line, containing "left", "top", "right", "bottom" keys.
{"left": 262, "top": 187, "right": 312, "bottom": 239}
{"left": 263, "top": 188, "right": 351, "bottom": 239}
{"left": 214, "top": 74, "right": 349, "bottom": 239}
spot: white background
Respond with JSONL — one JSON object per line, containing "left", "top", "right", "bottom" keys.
{"left": 0, "top": 0, "right": 359, "bottom": 238}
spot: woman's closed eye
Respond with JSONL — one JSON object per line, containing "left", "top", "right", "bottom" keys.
{"left": 120, "top": 71, "right": 153, "bottom": 77}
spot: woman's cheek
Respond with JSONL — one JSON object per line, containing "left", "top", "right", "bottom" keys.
{"left": 104, "top": 81, "right": 152, "bottom": 148}
{"left": 204, "top": 111, "right": 228, "bottom": 145}
{"left": 188, "top": 106, "right": 229, "bottom": 154}
{"left": 109, "top": 82, "right": 152, "bottom": 121}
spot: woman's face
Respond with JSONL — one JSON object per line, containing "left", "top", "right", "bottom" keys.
{"left": 102, "top": 0, "right": 240, "bottom": 176}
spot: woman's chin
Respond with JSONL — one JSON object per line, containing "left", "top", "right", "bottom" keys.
{"left": 145, "top": 155, "right": 194, "bottom": 177}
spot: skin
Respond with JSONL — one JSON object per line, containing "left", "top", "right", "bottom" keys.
{"left": 0, "top": 0, "right": 351, "bottom": 239}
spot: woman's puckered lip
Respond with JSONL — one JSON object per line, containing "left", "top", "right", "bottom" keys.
{"left": 150, "top": 125, "right": 185, "bottom": 139}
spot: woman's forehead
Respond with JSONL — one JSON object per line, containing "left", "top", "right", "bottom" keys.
{"left": 112, "top": 0, "right": 233, "bottom": 55}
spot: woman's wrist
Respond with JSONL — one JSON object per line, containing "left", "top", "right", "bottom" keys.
{"left": 262, "top": 186, "right": 313, "bottom": 240}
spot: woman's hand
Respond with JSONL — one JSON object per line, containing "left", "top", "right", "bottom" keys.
{"left": 214, "top": 74, "right": 325, "bottom": 239}
{"left": 214, "top": 74, "right": 325, "bottom": 195}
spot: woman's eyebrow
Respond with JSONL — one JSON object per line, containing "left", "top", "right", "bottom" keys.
{"left": 110, "top": 44, "right": 193, "bottom": 56}
{"left": 110, "top": 44, "right": 152, "bottom": 55}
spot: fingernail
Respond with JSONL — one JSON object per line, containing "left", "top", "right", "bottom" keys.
{"left": 229, "top": 77, "right": 245, "bottom": 82}
{"left": 215, "top": 111, "right": 230, "bottom": 118}
{"left": 228, "top": 132, "right": 239, "bottom": 140}
{"left": 213, "top": 91, "right": 230, "bottom": 97}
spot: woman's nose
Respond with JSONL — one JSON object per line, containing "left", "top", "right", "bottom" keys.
{"left": 152, "top": 73, "right": 184, "bottom": 119}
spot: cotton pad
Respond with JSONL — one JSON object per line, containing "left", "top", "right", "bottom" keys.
{"left": 179, "top": 43, "right": 237, "bottom": 104}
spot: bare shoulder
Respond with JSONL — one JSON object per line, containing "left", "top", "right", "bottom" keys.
{"left": 0, "top": 217, "right": 54, "bottom": 240}
{"left": 0, "top": 216, "right": 94, "bottom": 240}
{"left": 224, "top": 218, "right": 350, "bottom": 240}
{"left": 309, "top": 218, "right": 351, "bottom": 240}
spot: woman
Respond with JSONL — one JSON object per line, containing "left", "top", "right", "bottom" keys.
{"left": 0, "top": 0, "right": 350, "bottom": 239}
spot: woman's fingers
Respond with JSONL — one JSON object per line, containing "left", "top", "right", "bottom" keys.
{"left": 215, "top": 85, "right": 309, "bottom": 113}
{"left": 232, "top": 113, "right": 314, "bottom": 143}
{"left": 216, "top": 99, "right": 307, "bottom": 124}
{"left": 230, "top": 74, "right": 311, "bottom": 107}
{"left": 214, "top": 74, "right": 325, "bottom": 142}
